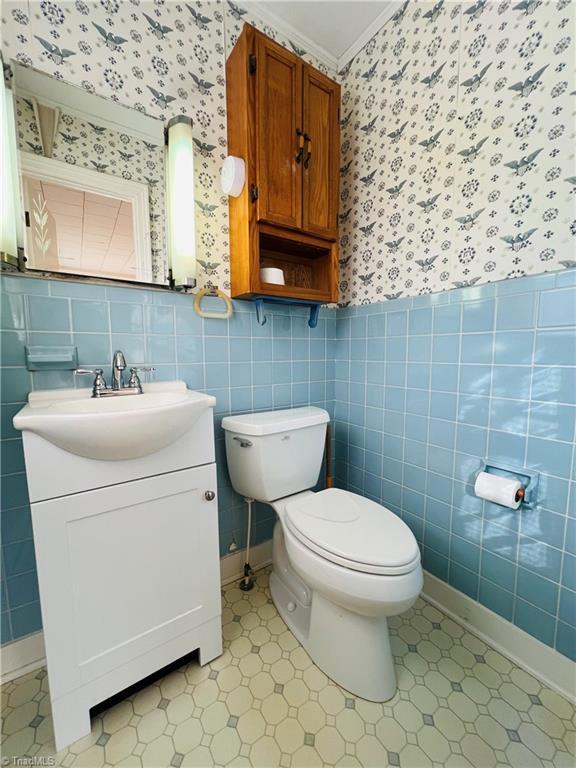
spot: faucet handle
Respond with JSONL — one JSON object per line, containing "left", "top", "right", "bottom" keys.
{"left": 74, "top": 368, "right": 108, "bottom": 396}
{"left": 128, "top": 366, "right": 156, "bottom": 390}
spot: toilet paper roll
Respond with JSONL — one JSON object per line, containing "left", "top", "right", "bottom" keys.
{"left": 474, "top": 471, "right": 524, "bottom": 510}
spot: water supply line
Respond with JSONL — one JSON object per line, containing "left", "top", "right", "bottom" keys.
{"left": 325, "top": 424, "right": 333, "bottom": 488}
{"left": 240, "top": 497, "right": 255, "bottom": 591}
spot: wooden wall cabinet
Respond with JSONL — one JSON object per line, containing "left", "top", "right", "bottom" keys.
{"left": 226, "top": 25, "right": 340, "bottom": 303}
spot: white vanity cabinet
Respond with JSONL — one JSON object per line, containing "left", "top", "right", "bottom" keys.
{"left": 15, "top": 386, "right": 222, "bottom": 751}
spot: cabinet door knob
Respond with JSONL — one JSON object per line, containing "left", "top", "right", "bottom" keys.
{"left": 204, "top": 490, "right": 216, "bottom": 501}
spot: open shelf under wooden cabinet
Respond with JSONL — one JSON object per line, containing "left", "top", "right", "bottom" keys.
{"left": 226, "top": 23, "right": 340, "bottom": 304}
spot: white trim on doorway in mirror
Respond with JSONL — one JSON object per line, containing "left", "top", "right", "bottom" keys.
{"left": 19, "top": 152, "right": 152, "bottom": 283}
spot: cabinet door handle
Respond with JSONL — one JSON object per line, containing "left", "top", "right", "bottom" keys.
{"left": 304, "top": 134, "right": 312, "bottom": 169}
{"left": 204, "top": 490, "right": 216, "bottom": 501}
{"left": 295, "top": 129, "right": 305, "bottom": 164}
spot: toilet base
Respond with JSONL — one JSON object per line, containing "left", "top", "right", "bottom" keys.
{"left": 270, "top": 523, "right": 397, "bottom": 702}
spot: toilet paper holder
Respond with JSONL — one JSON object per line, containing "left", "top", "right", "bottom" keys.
{"left": 479, "top": 461, "right": 540, "bottom": 508}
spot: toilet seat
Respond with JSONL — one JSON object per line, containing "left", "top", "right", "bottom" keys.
{"left": 285, "top": 488, "right": 421, "bottom": 576}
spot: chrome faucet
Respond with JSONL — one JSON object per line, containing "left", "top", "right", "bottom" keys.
{"left": 112, "top": 350, "right": 127, "bottom": 390}
{"left": 74, "top": 351, "right": 155, "bottom": 398}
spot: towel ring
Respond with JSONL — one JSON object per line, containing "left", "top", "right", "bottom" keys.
{"left": 194, "top": 287, "right": 234, "bottom": 320}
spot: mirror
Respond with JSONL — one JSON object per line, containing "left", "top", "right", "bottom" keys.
{"left": 11, "top": 62, "right": 168, "bottom": 285}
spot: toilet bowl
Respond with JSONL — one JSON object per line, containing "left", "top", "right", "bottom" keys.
{"left": 222, "top": 407, "right": 423, "bottom": 701}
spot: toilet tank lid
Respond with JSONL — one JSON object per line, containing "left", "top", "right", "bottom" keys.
{"left": 222, "top": 407, "right": 329, "bottom": 436}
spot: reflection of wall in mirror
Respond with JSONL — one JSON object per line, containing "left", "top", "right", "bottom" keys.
{"left": 16, "top": 96, "right": 165, "bottom": 282}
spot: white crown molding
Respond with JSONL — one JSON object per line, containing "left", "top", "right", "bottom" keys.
{"left": 247, "top": 2, "right": 339, "bottom": 72}
{"left": 336, "top": 2, "right": 399, "bottom": 71}
{"left": 247, "top": 2, "right": 399, "bottom": 75}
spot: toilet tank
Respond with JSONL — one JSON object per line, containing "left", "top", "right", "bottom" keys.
{"left": 222, "top": 407, "right": 329, "bottom": 502}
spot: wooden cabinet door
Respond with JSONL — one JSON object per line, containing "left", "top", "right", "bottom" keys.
{"left": 302, "top": 68, "right": 340, "bottom": 240}
{"left": 256, "top": 34, "right": 303, "bottom": 229}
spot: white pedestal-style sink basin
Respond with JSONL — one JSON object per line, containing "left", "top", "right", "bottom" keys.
{"left": 13, "top": 381, "right": 216, "bottom": 460}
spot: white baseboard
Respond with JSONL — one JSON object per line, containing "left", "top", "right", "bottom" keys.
{"left": 0, "top": 541, "right": 274, "bottom": 683}
{"left": 422, "top": 571, "right": 576, "bottom": 704}
{"left": 220, "top": 539, "right": 273, "bottom": 586}
{"left": 2, "top": 555, "right": 573, "bottom": 703}
{"left": 1, "top": 630, "right": 45, "bottom": 683}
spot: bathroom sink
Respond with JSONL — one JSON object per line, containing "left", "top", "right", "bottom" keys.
{"left": 13, "top": 381, "right": 216, "bottom": 461}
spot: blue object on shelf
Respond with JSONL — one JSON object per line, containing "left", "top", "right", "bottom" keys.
{"left": 250, "top": 295, "right": 322, "bottom": 329}
{"left": 480, "top": 460, "right": 540, "bottom": 508}
{"left": 25, "top": 345, "right": 78, "bottom": 371}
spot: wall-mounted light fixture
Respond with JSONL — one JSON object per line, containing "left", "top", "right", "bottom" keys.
{"left": 166, "top": 115, "right": 196, "bottom": 290}
{"left": 1, "top": 61, "right": 22, "bottom": 267}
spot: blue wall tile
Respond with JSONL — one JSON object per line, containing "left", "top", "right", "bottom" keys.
{"left": 538, "top": 288, "right": 576, "bottom": 328}
{"left": 333, "top": 272, "right": 575, "bottom": 661}
{"left": 528, "top": 403, "right": 575, "bottom": 443}
{"left": 2, "top": 270, "right": 575, "bottom": 661}
{"left": 526, "top": 437, "right": 573, "bottom": 479}
{"left": 111, "top": 303, "right": 144, "bottom": 333}
{"left": 145, "top": 305, "right": 175, "bottom": 335}
{"left": 558, "top": 588, "right": 575, "bottom": 627}
{"left": 555, "top": 621, "right": 576, "bottom": 661}
{"left": 493, "top": 331, "right": 534, "bottom": 366}
{"left": 516, "top": 568, "right": 558, "bottom": 613}
{"left": 479, "top": 580, "right": 514, "bottom": 621}
{"left": 71, "top": 300, "right": 109, "bottom": 333}
{"left": 535, "top": 330, "right": 576, "bottom": 366}
{"left": 463, "top": 300, "right": 495, "bottom": 333}
{"left": 27, "top": 296, "right": 70, "bottom": 332}
{"left": 461, "top": 333, "right": 493, "bottom": 364}
{"left": 433, "top": 304, "right": 461, "bottom": 334}
{"left": 496, "top": 293, "right": 536, "bottom": 330}
{"left": 514, "top": 599, "right": 556, "bottom": 647}
{"left": 1, "top": 294, "right": 25, "bottom": 330}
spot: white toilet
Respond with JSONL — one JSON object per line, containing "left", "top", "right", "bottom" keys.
{"left": 222, "top": 406, "right": 423, "bottom": 701}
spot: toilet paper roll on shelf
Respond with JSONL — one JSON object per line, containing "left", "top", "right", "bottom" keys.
{"left": 474, "top": 471, "right": 525, "bottom": 510}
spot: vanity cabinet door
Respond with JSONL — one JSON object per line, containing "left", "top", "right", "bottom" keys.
{"left": 255, "top": 33, "right": 303, "bottom": 230}
{"left": 302, "top": 67, "right": 340, "bottom": 241}
{"left": 31, "top": 464, "right": 221, "bottom": 702}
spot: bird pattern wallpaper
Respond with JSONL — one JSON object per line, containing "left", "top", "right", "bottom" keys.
{"left": 15, "top": 96, "right": 167, "bottom": 282}
{"left": 2, "top": 0, "right": 329, "bottom": 294}
{"left": 2, "top": 1, "right": 573, "bottom": 302}
{"left": 338, "top": 0, "right": 575, "bottom": 305}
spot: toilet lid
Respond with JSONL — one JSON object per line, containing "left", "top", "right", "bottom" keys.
{"left": 285, "top": 489, "right": 421, "bottom": 575}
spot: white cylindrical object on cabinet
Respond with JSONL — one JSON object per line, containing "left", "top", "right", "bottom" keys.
{"left": 474, "top": 471, "right": 523, "bottom": 510}
{"left": 260, "top": 267, "right": 285, "bottom": 285}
